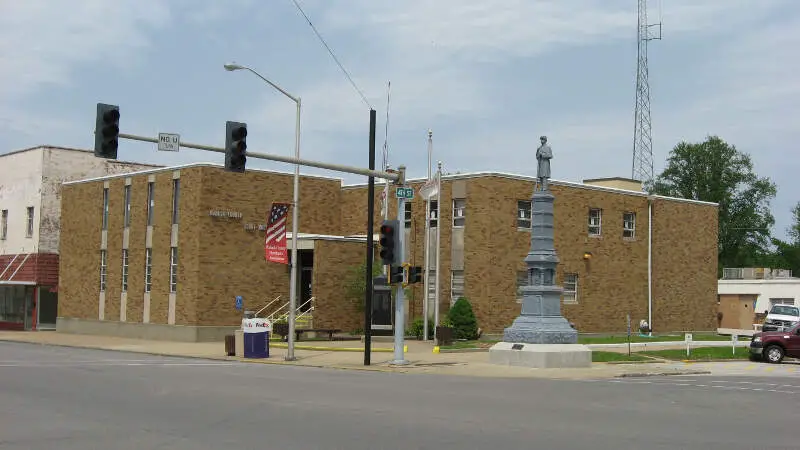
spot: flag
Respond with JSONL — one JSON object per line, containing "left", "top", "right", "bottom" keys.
{"left": 420, "top": 172, "right": 439, "bottom": 199}
{"left": 265, "top": 202, "right": 291, "bottom": 264}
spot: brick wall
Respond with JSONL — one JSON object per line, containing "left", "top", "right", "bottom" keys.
{"left": 311, "top": 239, "right": 372, "bottom": 331}
{"left": 0, "top": 253, "right": 59, "bottom": 285}
{"left": 339, "top": 175, "right": 719, "bottom": 334}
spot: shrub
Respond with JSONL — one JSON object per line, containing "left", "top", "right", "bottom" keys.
{"left": 447, "top": 297, "right": 479, "bottom": 340}
{"left": 409, "top": 317, "right": 435, "bottom": 340}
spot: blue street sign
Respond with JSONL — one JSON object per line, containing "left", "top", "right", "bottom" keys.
{"left": 235, "top": 295, "right": 243, "bottom": 310}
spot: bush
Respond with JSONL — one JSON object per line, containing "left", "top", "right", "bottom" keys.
{"left": 409, "top": 317, "right": 435, "bottom": 340}
{"left": 447, "top": 297, "right": 479, "bottom": 340}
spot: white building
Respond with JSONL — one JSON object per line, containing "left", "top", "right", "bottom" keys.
{"left": 718, "top": 267, "right": 799, "bottom": 313}
{"left": 0, "top": 146, "right": 159, "bottom": 330}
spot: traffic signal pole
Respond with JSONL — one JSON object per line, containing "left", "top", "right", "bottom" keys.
{"left": 117, "top": 132, "right": 401, "bottom": 182}
{"left": 364, "top": 109, "right": 376, "bottom": 366}
{"left": 391, "top": 195, "right": 409, "bottom": 365}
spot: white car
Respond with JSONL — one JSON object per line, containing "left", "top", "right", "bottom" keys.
{"left": 763, "top": 304, "right": 800, "bottom": 332}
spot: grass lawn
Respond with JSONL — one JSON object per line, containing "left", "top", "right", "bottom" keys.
{"left": 577, "top": 334, "right": 747, "bottom": 345}
{"left": 641, "top": 346, "right": 750, "bottom": 361}
{"left": 591, "top": 351, "right": 651, "bottom": 363}
{"left": 440, "top": 340, "right": 499, "bottom": 350}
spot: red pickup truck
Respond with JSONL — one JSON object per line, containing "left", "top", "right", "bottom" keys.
{"left": 749, "top": 322, "right": 800, "bottom": 363}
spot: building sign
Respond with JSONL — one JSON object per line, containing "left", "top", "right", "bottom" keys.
{"left": 208, "top": 209, "right": 242, "bottom": 219}
{"left": 244, "top": 223, "right": 267, "bottom": 232}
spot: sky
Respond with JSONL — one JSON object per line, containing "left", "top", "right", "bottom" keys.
{"left": 1, "top": 0, "right": 798, "bottom": 238}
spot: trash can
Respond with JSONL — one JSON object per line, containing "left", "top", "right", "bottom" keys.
{"left": 242, "top": 318, "right": 272, "bottom": 359}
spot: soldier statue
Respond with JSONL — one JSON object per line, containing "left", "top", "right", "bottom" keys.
{"left": 536, "top": 136, "right": 552, "bottom": 191}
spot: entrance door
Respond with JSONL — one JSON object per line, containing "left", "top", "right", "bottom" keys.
{"left": 300, "top": 267, "right": 313, "bottom": 313}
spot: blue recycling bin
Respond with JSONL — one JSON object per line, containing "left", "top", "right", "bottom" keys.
{"left": 242, "top": 318, "right": 270, "bottom": 359}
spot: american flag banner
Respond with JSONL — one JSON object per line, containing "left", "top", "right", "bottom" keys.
{"left": 265, "top": 202, "right": 291, "bottom": 264}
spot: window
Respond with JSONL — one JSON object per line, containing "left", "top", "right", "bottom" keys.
{"left": 1, "top": 210, "right": 7, "bottom": 240}
{"left": 452, "top": 199, "right": 466, "bottom": 227}
{"left": 144, "top": 248, "right": 152, "bottom": 293}
{"left": 102, "top": 188, "right": 109, "bottom": 230}
{"left": 99, "top": 250, "right": 108, "bottom": 292}
{"left": 451, "top": 270, "right": 464, "bottom": 305}
{"left": 428, "top": 200, "right": 439, "bottom": 228}
{"left": 121, "top": 249, "right": 129, "bottom": 292}
{"left": 123, "top": 185, "right": 131, "bottom": 228}
{"left": 25, "top": 207, "right": 34, "bottom": 237}
{"left": 588, "top": 208, "right": 602, "bottom": 236}
{"left": 427, "top": 269, "right": 436, "bottom": 303}
{"left": 169, "top": 247, "right": 178, "bottom": 293}
{"left": 516, "top": 270, "right": 527, "bottom": 302}
{"left": 147, "top": 182, "right": 155, "bottom": 226}
{"left": 770, "top": 298, "right": 795, "bottom": 306}
{"left": 562, "top": 273, "right": 578, "bottom": 304}
{"left": 623, "top": 212, "right": 636, "bottom": 239}
{"left": 517, "top": 200, "right": 532, "bottom": 229}
{"left": 404, "top": 202, "right": 412, "bottom": 229}
{"left": 171, "top": 179, "right": 180, "bottom": 225}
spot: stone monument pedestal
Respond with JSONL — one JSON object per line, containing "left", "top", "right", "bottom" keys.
{"left": 488, "top": 342, "right": 592, "bottom": 369}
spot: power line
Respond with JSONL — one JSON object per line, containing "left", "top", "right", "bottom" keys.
{"left": 290, "top": 0, "right": 373, "bottom": 109}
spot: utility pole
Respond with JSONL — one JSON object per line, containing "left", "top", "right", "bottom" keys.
{"left": 364, "top": 109, "right": 376, "bottom": 365}
{"left": 632, "top": 0, "right": 662, "bottom": 186}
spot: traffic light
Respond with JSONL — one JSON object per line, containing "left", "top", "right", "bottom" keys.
{"left": 225, "top": 121, "right": 248, "bottom": 172}
{"left": 388, "top": 265, "right": 405, "bottom": 285}
{"left": 379, "top": 219, "right": 400, "bottom": 266}
{"left": 94, "top": 103, "right": 120, "bottom": 159}
{"left": 408, "top": 266, "right": 423, "bottom": 284}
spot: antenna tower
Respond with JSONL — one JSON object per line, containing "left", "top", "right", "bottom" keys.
{"left": 632, "top": 0, "right": 661, "bottom": 185}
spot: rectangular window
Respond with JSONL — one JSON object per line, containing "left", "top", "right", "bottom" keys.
{"left": 171, "top": 179, "right": 180, "bottom": 225}
{"left": 517, "top": 200, "right": 532, "bottom": 229}
{"left": 562, "top": 273, "right": 578, "bottom": 304}
{"left": 169, "top": 247, "right": 178, "bottom": 293}
{"left": 25, "top": 206, "right": 34, "bottom": 237}
{"left": 1, "top": 209, "right": 7, "bottom": 240}
{"left": 588, "top": 208, "right": 602, "bottom": 236}
{"left": 123, "top": 185, "right": 131, "bottom": 228}
{"left": 452, "top": 199, "right": 466, "bottom": 227}
{"left": 404, "top": 202, "right": 412, "bottom": 229}
{"left": 144, "top": 248, "right": 152, "bottom": 293}
{"left": 623, "top": 211, "right": 636, "bottom": 239}
{"left": 428, "top": 200, "right": 439, "bottom": 228}
{"left": 770, "top": 298, "right": 795, "bottom": 306}
{"left": 450, "top": 270, "right": 464, "bottom": 305}
{"left": 102, "top": 188, "right": 109, "bottom": 230}
{"left": 147, "top": 182, "right": 155, "bottom": 226}
{"left": 427, "top": 269, "right": 436, "bottom": 303}
{"left": 121, "top": 249, "right": 129, "bottom": 292}
{"left": 99, "top": 250, "right": 108, "bottom": 292}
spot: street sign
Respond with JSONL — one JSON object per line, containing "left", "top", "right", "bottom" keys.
{"left": 685, "top": 333, "right": 692, "bottom": 357}
{"left": 732, "top": 334, "right": 738, "bottom": 355}
{"left": 685, "top": 333, "right": 693, "bottom": 342}
{"left": 395, "top": 187, "right": 414, "bottom": 199}
{"left": 158, "top": 133, "right": 180, "bottom": 152}
{"left": 235, "top": 295, "right": 243, "bottom": 310}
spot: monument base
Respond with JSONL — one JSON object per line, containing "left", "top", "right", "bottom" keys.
{"left": 488, "top": 342, "right": 592, "bottom": 368}
{"left": 502, "top": 316, "right": 578, "bottom": 344}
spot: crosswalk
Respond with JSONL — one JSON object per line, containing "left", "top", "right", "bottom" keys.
{"left": 580, "top": 377, "right": 800, "bottom": 395}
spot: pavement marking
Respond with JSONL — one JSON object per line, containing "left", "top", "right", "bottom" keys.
{"left": 578, "top": 377, "right": 800, "bottom": 395}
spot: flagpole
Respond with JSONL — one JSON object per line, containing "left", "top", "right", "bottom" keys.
{"left": 381, "top": 82, "right": 391, "bottom": 276}
{"left": 422, "top": 130, "right": 433, "bottom": 341}
{"left": 434, "top": 160, "right": 442, "bottom": 342}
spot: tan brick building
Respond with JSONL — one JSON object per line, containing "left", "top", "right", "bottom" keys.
{"left": 57, "top": 164, "right": 718, "bottom": 341}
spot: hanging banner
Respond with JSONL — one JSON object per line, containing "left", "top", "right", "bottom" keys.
{"left": 265, "top": 202, "right": 291, "bottom": 264}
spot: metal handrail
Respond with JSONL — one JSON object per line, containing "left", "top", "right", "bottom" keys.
{"left": 276, "top": 297, "right": 315, "bottom": 323}
{"left": 254, "top": 295, "right": 282, "bottom": 318}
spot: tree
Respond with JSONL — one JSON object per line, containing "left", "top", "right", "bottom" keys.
{"left": 649, "top": 136, "right": 777, "bottom": 271}
{"left": 768, "top": 202, "right": 800, "bottom": 276}
{"left": 343, "top": 259, "right": 383, "bottom": 312}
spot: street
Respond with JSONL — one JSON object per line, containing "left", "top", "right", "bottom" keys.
{"left": 0, "top": 342, "right": 796, "bottom": 450}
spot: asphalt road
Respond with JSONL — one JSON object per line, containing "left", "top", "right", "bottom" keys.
{"left": 0, "top": 342, "right": 796, "bottom": 450}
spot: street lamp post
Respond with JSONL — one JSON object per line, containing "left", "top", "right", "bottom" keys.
{"left": 224, "top": 62, "right": 301, "bottom": 361}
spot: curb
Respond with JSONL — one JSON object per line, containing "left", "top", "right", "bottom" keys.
{"left": 268, "top": 342, "right": 401, "bottom": 353}
{"left": 0, "top": 338, "right": 229, "bottom": 362}
{"left": 616, "top": 370, "right": 713, "bottom": 378}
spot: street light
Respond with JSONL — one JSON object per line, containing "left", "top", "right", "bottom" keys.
{"left": 224, "top": 61, "right": 302, "bottom": 361}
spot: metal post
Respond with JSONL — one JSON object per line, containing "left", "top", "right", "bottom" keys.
{"left": 286, "top": 98, "right": 302, "bottom": 361}
{"left": 434, "top": 161, "right": 442, "bottom": 341}
{"left": 364, "top": 109, "right": 376, "bottom": 365}
{"left": 422, "top": 130, "right": 433, "bottom": 341}
{"left": 392, "top": 172, "right": 409, "bottom": 365}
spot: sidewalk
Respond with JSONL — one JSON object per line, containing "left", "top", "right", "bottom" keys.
{"left": 0, "top": 331, "right": 711, "bottom": 379}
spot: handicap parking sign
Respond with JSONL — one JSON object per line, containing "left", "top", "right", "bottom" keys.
{"left": 235, "top": 295, "right": 243, "bottom": 310}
